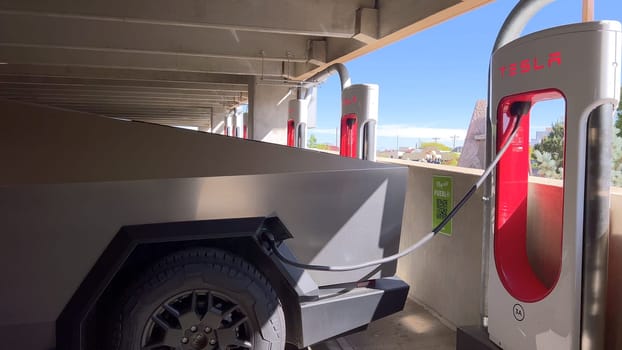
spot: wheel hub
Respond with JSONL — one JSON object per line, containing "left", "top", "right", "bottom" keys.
{"left": 141, "top": 289, "right": 253, "bottom": 350}
{"left": 188, "top": 332, "right": 208, "bottom": 349}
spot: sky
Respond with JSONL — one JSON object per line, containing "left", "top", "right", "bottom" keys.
{"left": 310, "top": 0, "right": 622, "bottom": 150}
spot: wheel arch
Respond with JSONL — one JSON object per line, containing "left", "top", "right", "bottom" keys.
{"left": 56, "top": 216, "right": 304, "bottom": 350}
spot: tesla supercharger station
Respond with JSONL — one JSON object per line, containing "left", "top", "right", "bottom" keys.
{"left": 340, "top": 84, "right": 378, "bottom": 161}
{"left": 233, "top": 109, "right": 246, "bottom": 139}
{"left": 287, "top": 99, "right": 308, "bottom": 148}
{"left": 243, "top": 112, "right": 248, "bottom": 139}
{"left": 225, "top": 113, "right": 233, "bottom": 136}
{"left": 486, "top": 21, "right": 620, "bottom": 350}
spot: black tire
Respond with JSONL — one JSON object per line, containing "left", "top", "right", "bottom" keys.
{"left": 108, "top": 248, "right": 286, "bottom": 350}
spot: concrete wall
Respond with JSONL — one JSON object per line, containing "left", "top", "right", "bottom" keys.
{"left": 391, "top": 159, "right": 622, "bottom": 348}
{"left": 526, "top": 178, "right": 564, "bottom": 289}
{"left": 394, "top": 160, "right": 485, "bottom": 328}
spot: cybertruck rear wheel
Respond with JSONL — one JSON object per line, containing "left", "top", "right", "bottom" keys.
{"left": 109, "top": 248, "right": 285, "bottom": 350}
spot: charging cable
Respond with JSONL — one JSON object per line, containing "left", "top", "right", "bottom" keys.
{"left": 268, "top": 104, "right": 528, "bottom": 271}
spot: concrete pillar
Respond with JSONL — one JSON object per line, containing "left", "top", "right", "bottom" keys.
{"left": 210, "top": 113, "right": 226, "bottom": 135}
{"left": 248, "top": 76, "right": 292, "bottom": 144}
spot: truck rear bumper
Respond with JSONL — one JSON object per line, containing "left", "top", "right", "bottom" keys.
{"left": 298, "top": 277, "right": 409, "bottom": 347}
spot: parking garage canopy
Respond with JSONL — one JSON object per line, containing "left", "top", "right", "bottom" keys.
{"left": 0, "top": 0, "right": 492, "bottom": 129}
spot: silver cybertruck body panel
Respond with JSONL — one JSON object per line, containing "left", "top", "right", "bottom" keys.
{"left": 0, "top": 99, "right": 407, "bottom": 348}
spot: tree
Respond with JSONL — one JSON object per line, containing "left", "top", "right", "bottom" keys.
{"left": 612, "top": 127, "right": 622, "bottom": 186}
{"left": 532, "top": 149, "right": 563, "bottom": 179}
{"left": 420, "top": 142, "right": 451, "bottom": 152}
{"left": 307, "top": 134, "right": 332, "bottom": 151}
{"left": 616, "top": 89, "right": 622, "bottom": 137}
{"left": 612, "top": 88, "right": 622, "bottom": 186}
{"left": 308, "top": 134, "right": 318, "bottom": 148}
{"left": 445, "top": 152, "right": 461, "bottom": 166}
{"left": 529, "top": 91, "right": 622, "bottom": 185}
{"left": 532, "top": 121, "right": 564, "bottom": 178}
{"left": 534, "top": 122, "right": 564, "bottom": 163}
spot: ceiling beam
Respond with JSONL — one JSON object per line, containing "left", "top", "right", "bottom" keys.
{"left": 0, "top": 89, "right": 246, "bottom": 100}
{"left": 0, "top": 45, "right": 287, "bottom": 76}
{"left": 118, "top": 118, "right": 212, "bottom": 124}
{"left": 1, "top": 97, "right": 239, "bottom": 107}
{"left": 0, "top": 13, "right": 312, "bottom": 62}
{"left": 0, "top": 76, "right": 248, "bottom": 92}
{"left": 31, "top": 101, "right": 212, "bottom": 110}
{"left": 107, "top": 115, "right": 216, "bottom": 127}
{"left": 377, "top": 0, "right": 460, "bottom": 37}
{"left": 0, "top": 0, "right": 373, "bottom": 37}
{"left": 114, "top": 120, "right": 214, "bottom": 128}
{"left": 52, "top": 106, "right": 215, "bottom": 116}
{"left": 0, "top": 65, "right": 251, "bottom": 85}
{"left": 295, "top": 0, "right": 492, "bottom": 80}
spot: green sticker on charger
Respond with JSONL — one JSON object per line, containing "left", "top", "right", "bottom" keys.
{"left": 433, "top": 176, "right": 453, "bottom": 236}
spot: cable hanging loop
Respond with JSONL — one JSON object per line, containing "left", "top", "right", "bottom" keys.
{"left": 266, "top": 105, "right": 528, "bottom": 272}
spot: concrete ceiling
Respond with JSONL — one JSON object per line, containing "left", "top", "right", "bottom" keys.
{"left": 0, "top": 0, "right": 492, "bottom": 129}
